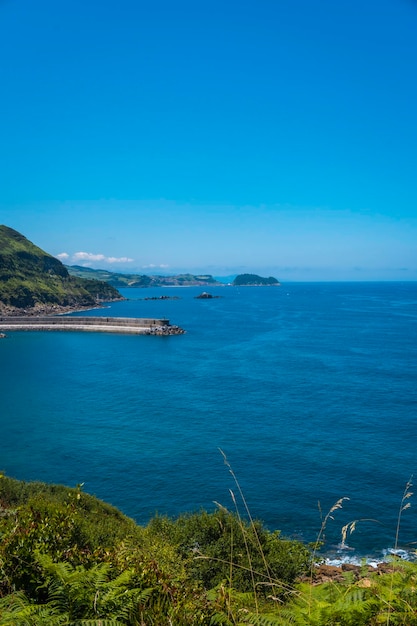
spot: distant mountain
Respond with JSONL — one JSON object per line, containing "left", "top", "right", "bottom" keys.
{"left": 66, "top": 265, "right": 223, "bottom": 288}
{"left": 0, "top": 226, "right": 123, "bottom": 314}
{"left": 232, "top": 273, "right": 280, "bottom": 286}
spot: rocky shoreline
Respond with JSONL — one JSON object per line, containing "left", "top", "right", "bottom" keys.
{"left": 309, "top": 561, "right": 400, "bottom": 585}
{"left": 0, "top": 299, "right": 125, "bottom": 318}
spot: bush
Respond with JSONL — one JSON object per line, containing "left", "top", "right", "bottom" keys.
{"left": 147, "top": 508, "right": 310, "bottom": 593}
{"left": 0, "top": 477, "right": 141, "bottom": 597}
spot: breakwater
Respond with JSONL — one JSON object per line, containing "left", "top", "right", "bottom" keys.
{"left": 0, "top": 316, "right": 185, "bottom": 335}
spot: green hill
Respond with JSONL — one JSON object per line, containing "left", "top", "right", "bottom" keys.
{"left": 0, "top": 225, "right": 122, "bottom": 313}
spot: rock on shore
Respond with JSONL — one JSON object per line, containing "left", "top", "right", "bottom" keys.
{"left": 306, "top": 561, "right": 401, "bottom": 585}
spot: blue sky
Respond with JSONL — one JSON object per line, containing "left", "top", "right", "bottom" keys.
{"left": 1, "top": 0, "right": 416, "bottom": 280}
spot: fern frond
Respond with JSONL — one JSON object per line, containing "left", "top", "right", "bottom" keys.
{"left": 77, "top": 619, "right": 126, "bottom": 626}
{"left": 239, "top": 610, "right": 289, "bottom": 625}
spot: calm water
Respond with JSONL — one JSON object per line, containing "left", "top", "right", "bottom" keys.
{"left": 1, "top": 282, "right": 417, "bottom": 563}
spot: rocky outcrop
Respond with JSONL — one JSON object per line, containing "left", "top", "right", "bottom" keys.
{"left": 142, "top": 296, "right": 181, "bottom": 301}
{"left": 305, "top": 561, "right": 403, "bottom": 585}
{"left": 194, "top": 292, "right": 221, "bottom": 299}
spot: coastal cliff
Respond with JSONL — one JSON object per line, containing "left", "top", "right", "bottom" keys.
{"left": 0, "top": 225, "right": 124, "bottom": 315}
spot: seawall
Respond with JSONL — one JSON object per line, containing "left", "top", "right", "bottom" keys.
{"left": 0, "top": 316, "right": 185, "bottom": 335}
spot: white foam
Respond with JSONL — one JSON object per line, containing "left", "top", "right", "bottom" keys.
{"left": 323, "top": 546, "right": 417, "bottom": 568}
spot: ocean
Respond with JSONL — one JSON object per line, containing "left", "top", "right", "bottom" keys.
{"left": 1, "top": 282, "right": 417, "bottom": 565}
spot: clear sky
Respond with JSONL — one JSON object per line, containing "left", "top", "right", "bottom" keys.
{"left": 1, "top": 0, "right": 416, "bottom": 280}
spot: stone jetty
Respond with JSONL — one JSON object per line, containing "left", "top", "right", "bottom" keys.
{"left": 0, "top": 316, "right": 185, "bottom": 336}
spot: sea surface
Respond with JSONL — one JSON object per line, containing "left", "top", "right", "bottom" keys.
{"left": 1, "top": 282, "right": 417, "bottom": 565}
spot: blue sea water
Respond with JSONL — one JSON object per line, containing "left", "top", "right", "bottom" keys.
{"left": 1, "top": 282, "right": 417, "bottom": 564}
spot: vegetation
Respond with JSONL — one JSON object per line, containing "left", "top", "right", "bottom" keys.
{"left": 0, "top": 475, "right": 307, "bottom": 625}
{"left": 67, "top": 265, "right": 223, "bottom": 288}
{"left": 232, "top": 273, "right": 280, "bottom": 286}
{"left": 0, "top": 226, "right": 122, "bottom": 312}
{"left": 1, "top": 473, "right": 416, "bottom": 625}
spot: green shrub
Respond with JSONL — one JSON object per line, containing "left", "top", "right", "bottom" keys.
{"left": 0, "top": 477, "right": 141, "bottom": 597}
{"left": 147, "top": 509, "right": 310, "bottom": 593}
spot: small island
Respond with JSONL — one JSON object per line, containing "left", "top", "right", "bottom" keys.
{"left": 232, "top": 273, "right": 280, "bottom": 286}
{"left": 194, "top": 292, "right": 222, "bottom": 299}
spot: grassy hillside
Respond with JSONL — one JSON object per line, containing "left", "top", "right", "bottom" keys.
{"left": 0, "top": 475, "right": 414, "bottom": 625}
{"left": 0, "top": 475, "right": 310, "bottom": 624}
{"left": 0, "top": 226, "right": 122, "bottom": 312}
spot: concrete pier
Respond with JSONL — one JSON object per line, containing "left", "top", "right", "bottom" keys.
{"left": 0, "top": 316, "right": 185, "bottom": 335}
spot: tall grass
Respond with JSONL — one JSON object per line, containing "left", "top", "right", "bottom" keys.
{"left": 385, "top": 476, "right": 413, "bottom": 625}
{"left": 212, "top": 452, "right": 417, "bottom": 625}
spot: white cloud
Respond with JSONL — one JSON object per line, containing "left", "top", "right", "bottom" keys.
{"left": 142, "top": 263, "right": 169, "bottom": 269}
{"left": 69, "top": 251, "right": 134, "bottom": 266}
{"left": 73, "top": 252, "right": 106, "bottom": 263}
{"left": 56, "top": 252, "right": 69, "bottom": 260}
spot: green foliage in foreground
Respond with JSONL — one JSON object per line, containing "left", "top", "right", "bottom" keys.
{"left": 1, "top": 476, "right": 417, "bottom": 625}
